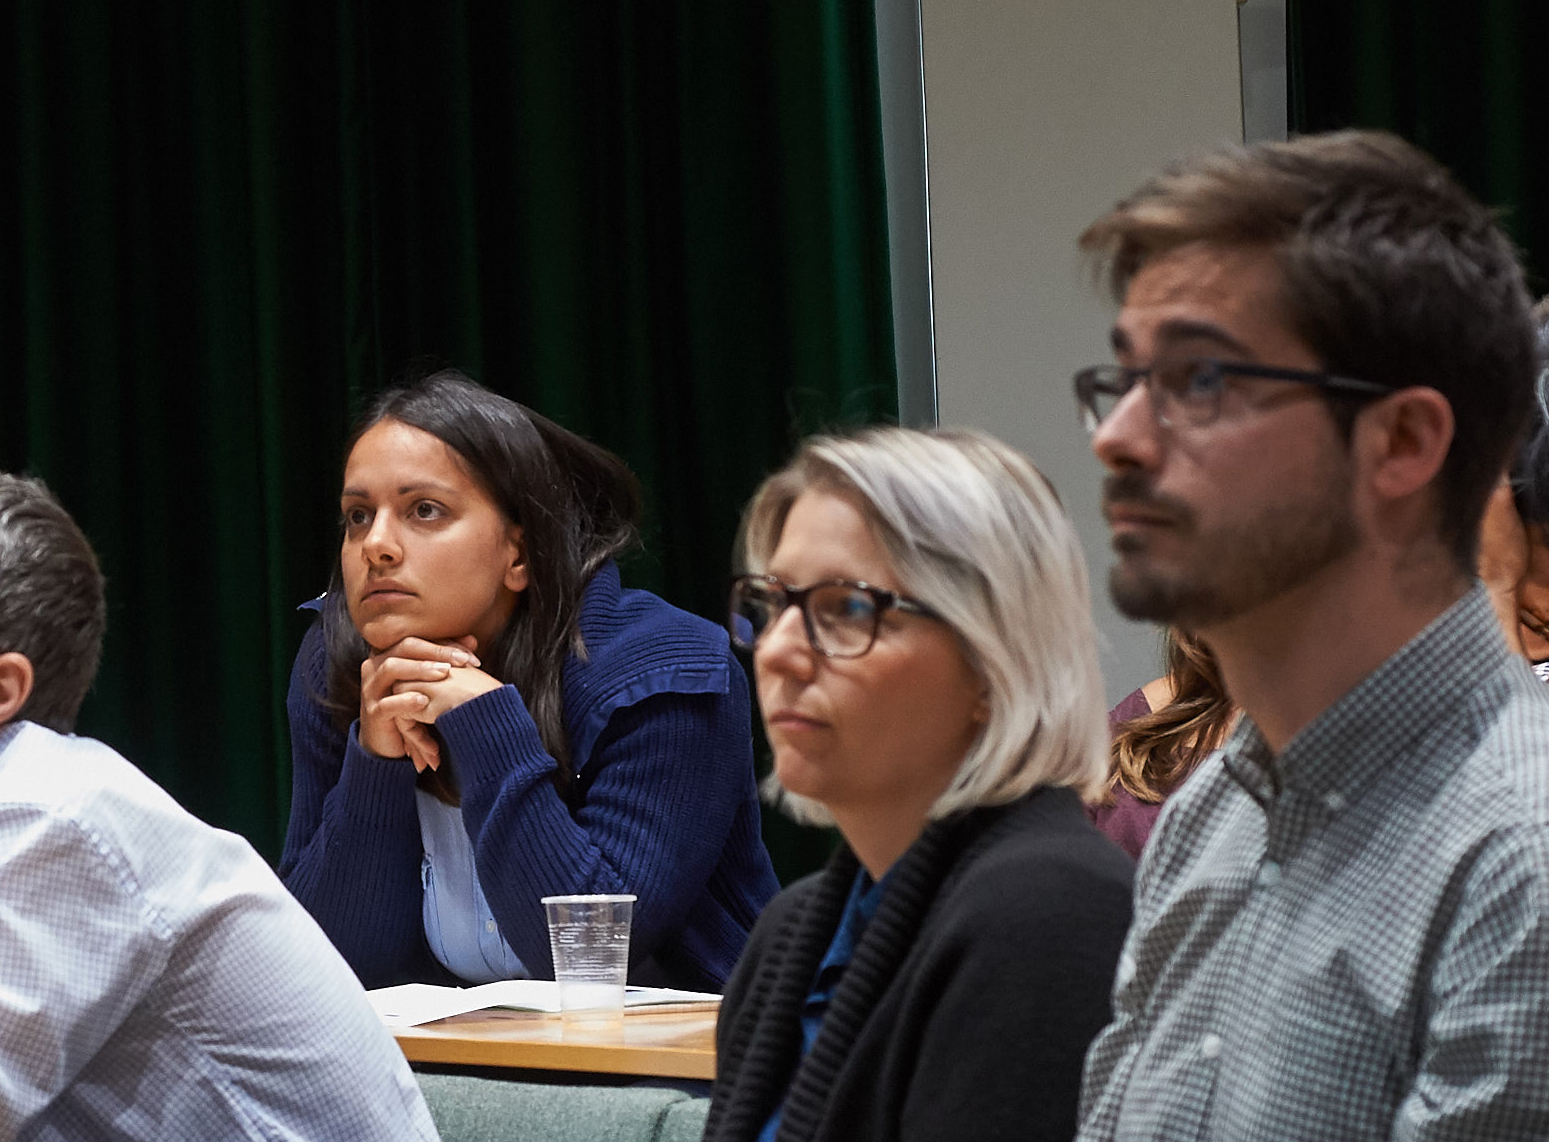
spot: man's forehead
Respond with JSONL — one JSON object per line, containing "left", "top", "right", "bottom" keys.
{"left": 1125, "top": 244, "right": 1284, "bottom": 309}
{"left": 1112, "top": 244, "right": 1301, "bottom": 360}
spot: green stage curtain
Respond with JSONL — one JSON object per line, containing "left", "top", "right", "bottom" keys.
{"left": 1290, "top": 0, "right": 1549, "bottom": 290}
{"left": 1, "top": 1, "right": 895, "bottom": 880}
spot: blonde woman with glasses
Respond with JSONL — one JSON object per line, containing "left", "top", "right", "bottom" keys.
{"left": 704, "top": 426, "right": 1133, "bottom": 1142}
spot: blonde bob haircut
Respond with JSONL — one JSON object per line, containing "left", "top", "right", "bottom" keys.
{"left": 737, "top": 426, "right": 1108, "bottom": 825}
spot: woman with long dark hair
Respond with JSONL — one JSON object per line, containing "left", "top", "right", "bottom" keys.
{"left": 279, "top": 370, "right": 778, "bottom": 990}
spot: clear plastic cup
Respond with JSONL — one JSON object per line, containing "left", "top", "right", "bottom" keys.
{"left": 542, "top": 894, "right": 636, "bottom": 1021}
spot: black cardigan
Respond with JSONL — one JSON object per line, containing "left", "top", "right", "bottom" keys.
{"left": 703, "top": 785, "right": 1134, "bottom": 1142}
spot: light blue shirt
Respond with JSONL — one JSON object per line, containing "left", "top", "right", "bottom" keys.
{"left": 417, "top": 791, "right": 530, "bottom": 983}
{"left": 0, "top": 721, "right": 439, "bottom": 1142}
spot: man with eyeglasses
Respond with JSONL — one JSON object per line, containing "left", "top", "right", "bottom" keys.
{"left": 1073, "top": 131, "right": 1549, "bottom": 1141}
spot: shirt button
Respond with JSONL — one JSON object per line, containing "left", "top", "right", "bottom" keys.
{"left": 1200, "top": 1033, "right": 1223, "bottom": 1060}
{"left": 485, "top": 920, "right": 497, "bottom": 933}
{"left": 1115, "top": 953, "right": 1137, "bottom": 989}
{"left": 1257, "top": 860, "right": 1282, "bottom": 888}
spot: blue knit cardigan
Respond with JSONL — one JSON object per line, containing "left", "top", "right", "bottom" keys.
{"left": 279, "top": 563, "right": 779, "bottom": 991}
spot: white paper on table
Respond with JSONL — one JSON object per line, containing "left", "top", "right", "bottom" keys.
{"left": 623, "top": 986, "right": 723, "bottom": 1008}
{"left": 367, "top": 980, "right": 721, "bottom": 1027}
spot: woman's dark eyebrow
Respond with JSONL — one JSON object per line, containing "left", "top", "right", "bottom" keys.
{"left": 339, "top": 481, "right": 457, "bottom": 500}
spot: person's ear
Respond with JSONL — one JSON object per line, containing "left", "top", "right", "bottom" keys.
{"left": 1358, "top": 386, "right": 1454, "bottom": 502}
{"left": 505, "top": 525, "right": 530, "bottom": 594}
{"left": 0, "top": 652, "right": 35, "bottom": 725}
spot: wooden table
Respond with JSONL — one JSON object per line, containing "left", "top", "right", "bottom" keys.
{"left": 393, "top": 1004, "right": 720, "bottom": 1081}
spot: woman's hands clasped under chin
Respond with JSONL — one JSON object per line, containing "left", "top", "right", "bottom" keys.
{"left": 359, "top": 635, "right": 503, "bottom": 772}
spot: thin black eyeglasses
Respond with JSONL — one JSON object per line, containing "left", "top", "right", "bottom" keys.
{"left": 1073, "top": 357, "right": 1396, "bottom": 433}
{"left": 728, "top": 573, "right": 941, "bottom": 659}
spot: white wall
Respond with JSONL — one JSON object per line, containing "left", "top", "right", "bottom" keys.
{"left": 914, "top": 0, "right": 1244, "bottom": 702}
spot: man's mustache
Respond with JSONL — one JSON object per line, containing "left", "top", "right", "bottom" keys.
{"left": 1102, "top": 471, "right": 1193, "bottom": 528}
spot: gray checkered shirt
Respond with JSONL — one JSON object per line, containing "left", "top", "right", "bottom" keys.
{"left": 1079, "top": 585, "right": 1549, "bottom": 1141}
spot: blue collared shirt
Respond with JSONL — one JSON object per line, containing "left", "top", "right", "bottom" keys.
{"left": 758, "top": 866, "right": 892, "bottom": 1142}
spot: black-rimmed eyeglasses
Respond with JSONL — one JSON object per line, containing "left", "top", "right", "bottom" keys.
{"left": 727, "top": 573, "right": 941, "bottom": 659}
{"left": 1073, "top": 357, "right": 1396, "bottom": 433}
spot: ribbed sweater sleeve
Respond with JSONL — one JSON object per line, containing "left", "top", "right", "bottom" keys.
{"left": 277, "top": 624, "right": 430, "bottom": 986}
{"left": 440, "top": 673, "right": 756, "bottom": 981}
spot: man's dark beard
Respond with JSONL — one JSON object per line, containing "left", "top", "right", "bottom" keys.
{"left": 1102, "top": 467, "right": 1359, "bottom": 627}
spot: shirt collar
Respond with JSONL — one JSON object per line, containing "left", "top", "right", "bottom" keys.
{"left": 1223, "top": 582, "right": 1513, "bottom": 814}
{"left": 810, "top": 866, "right": 893, "bottom": 995}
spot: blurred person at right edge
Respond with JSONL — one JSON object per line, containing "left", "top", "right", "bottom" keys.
{"left": 1479, "top": 296, "right": 1549, "bottom": 677}
{"left": 1072, "top": 130, "right": 1549, "bottom": 1141}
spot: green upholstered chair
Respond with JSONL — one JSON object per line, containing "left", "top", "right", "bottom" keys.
{"left": 655, "top": 1095, "right": 711, "bottom": 1142}
{"left": 415, "top": 1072, "right": 710, "bottom": 1142}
